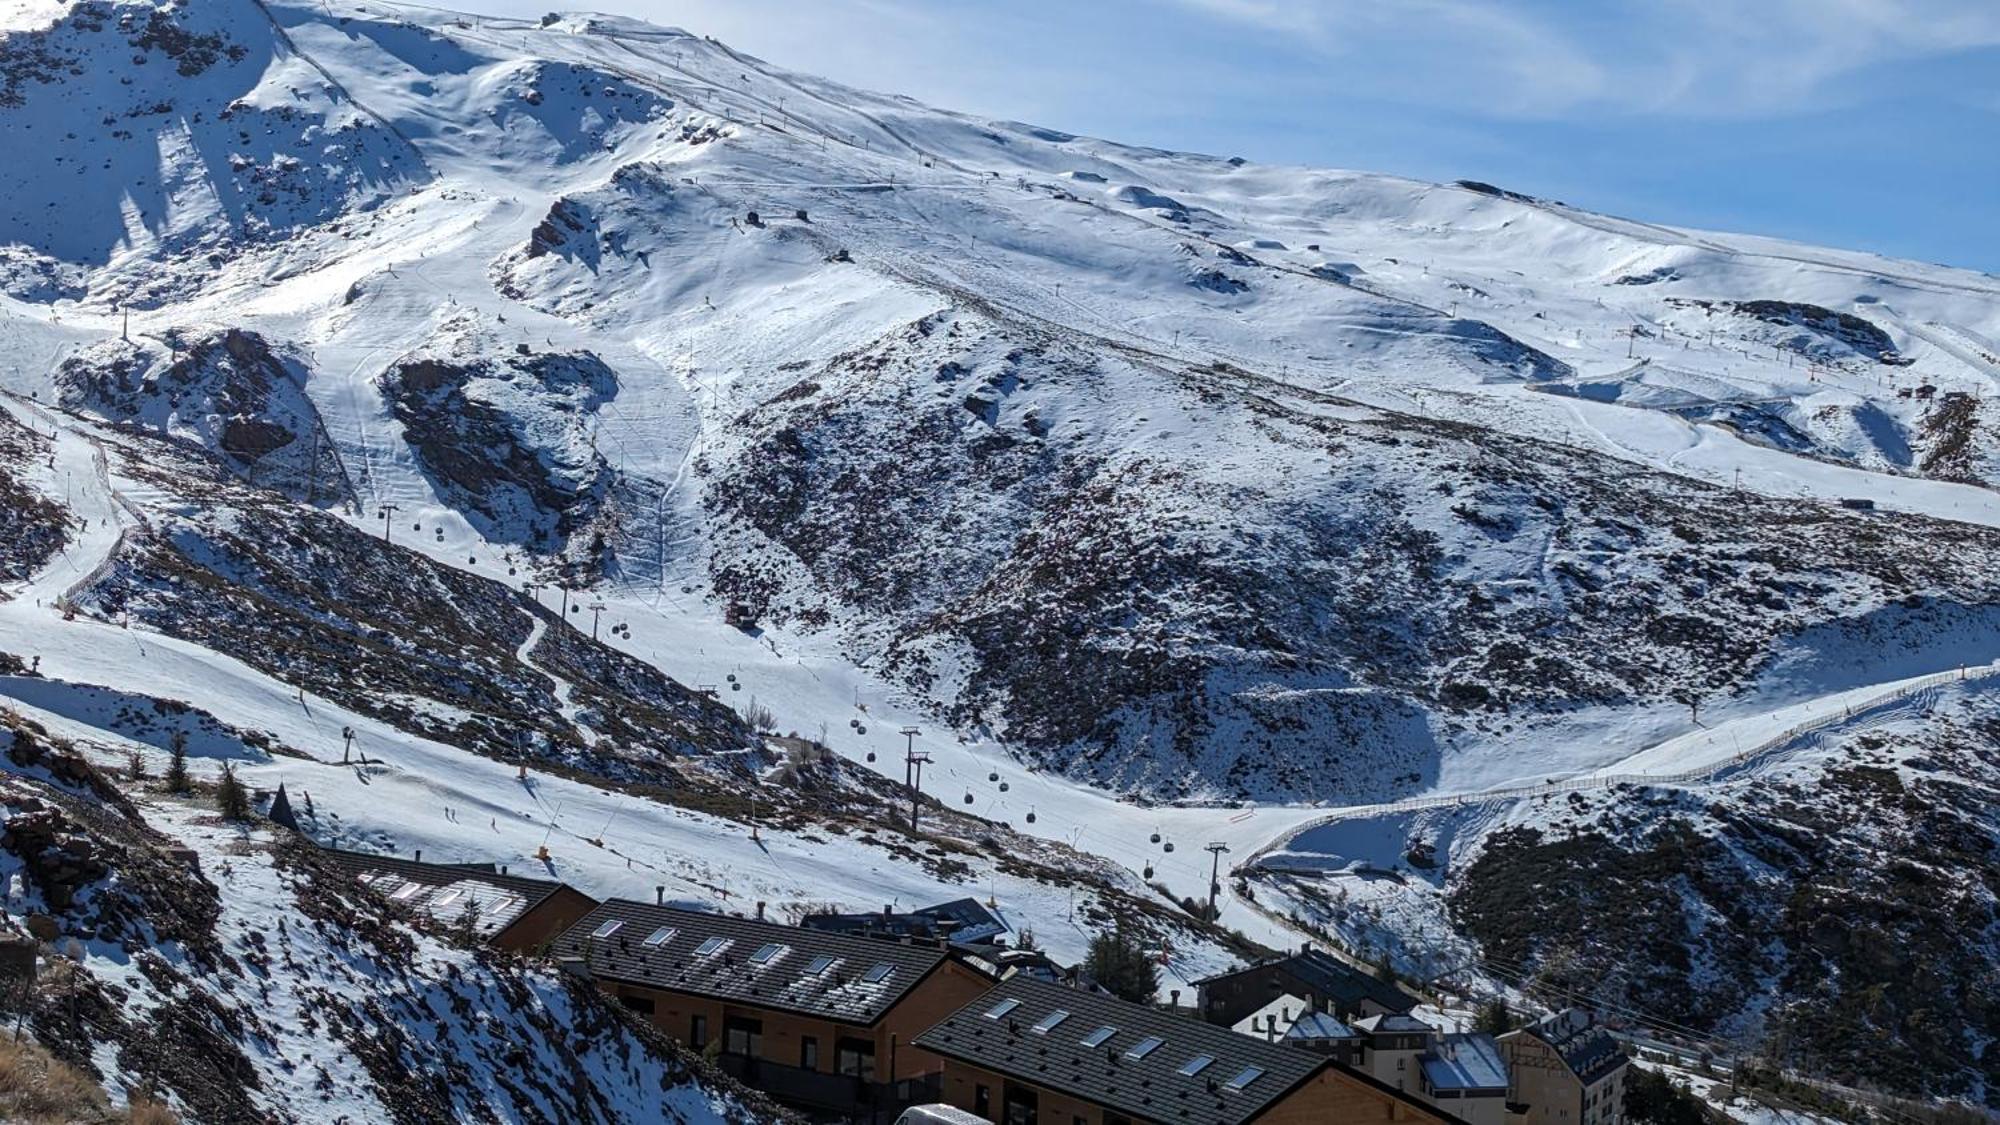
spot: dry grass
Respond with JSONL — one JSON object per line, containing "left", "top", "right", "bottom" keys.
{"left": 122, "top": 1098, "right": 178, "bottom": 1125}
{"left": 0, "top": 1032, "right": 179, "bottom": 1124}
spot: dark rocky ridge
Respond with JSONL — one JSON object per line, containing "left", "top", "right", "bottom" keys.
{"left": 1448, "top": 694, "right": 2000, "bottom": 1106}
{"left": 704, "top": 311, "right": 2000, "bottom": 803}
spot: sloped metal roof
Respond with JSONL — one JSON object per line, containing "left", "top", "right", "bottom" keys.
{"left": 322, "top": 847, "right": 571, "bottom": 937}
{"left": 553, "top": 899, "right": 961, "bottom": 1026}
{"left": 916, "top": 975, "right": 1328, "bottom": 1125}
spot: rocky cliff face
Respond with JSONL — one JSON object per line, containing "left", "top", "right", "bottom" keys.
{"left": 55, "top": 326, "right": 354, "bottom": 505}
{"left": 379, "top": 319, "right": 620, "bottom": 560}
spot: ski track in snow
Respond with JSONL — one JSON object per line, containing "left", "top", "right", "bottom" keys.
{"left": 2, "top": 0, "right": 2000, "bottom": 981}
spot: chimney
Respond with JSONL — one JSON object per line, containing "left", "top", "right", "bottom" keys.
{"left": 500, "top": 865, "right": 508, "bottom": 875}
{"left": 414, "top": 849, "right": 422, "bottom": 863}
{"left": 1170, "top": 989, "right": 1181, "bottom": 1008}
{"left": 1300, "top": 941, "right": 1311, "bottom": 955}
{"left": 883, "top": 903, "right": 893, "bottom": 919}
{"left": 755, "top": 900, "right": 766, "bottom": 921}
{"left": 655, "top": 885, "right": 666, "bottom": 906}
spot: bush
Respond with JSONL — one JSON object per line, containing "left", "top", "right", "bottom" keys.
{"left": 1624, "top": 1067, "right": 1717, "bottom": 1125}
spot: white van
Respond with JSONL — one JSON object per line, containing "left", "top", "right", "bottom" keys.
{"left": 893, "top": 1105, "right": 991, "bottom": 1125}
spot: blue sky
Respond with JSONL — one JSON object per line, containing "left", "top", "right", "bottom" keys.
{"left": 473, "top": 0, "right": 2000, "bottom": 274}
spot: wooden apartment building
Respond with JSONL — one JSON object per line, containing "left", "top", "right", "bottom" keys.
{"left": 321, "top": 847, "right": 598, "bottom": 954}
{"left": 915, "top": 975, "right": 1465, "bottom": 1125}
{"left": 554, "top": 898, "right": 995, "bottom": 1118}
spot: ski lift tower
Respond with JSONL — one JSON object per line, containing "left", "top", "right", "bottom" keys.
{"left": 1205, "top": 842, "right": 1231, "bottom": 919}
{"left": 588, "top": 601, "right": 607, "bottom": 641}
{"left": 912, "top": 744, "right": 932, "bottom": 832}
{"left": 900, "top": 727, "right": 920, "bottom": 788}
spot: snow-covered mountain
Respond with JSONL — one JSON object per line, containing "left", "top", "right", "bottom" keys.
{"left": 1, "top": 0, "right": 1997, "bottom": 1114}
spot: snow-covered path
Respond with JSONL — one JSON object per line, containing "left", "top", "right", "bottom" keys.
{"left": 0, "top": 392, "right": 131, "bottom": 607}
{"left": 1243, "top": 657, "right": 2000, "bottom": 868}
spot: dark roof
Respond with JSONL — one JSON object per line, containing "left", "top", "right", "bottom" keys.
{"left": 1514, "top": 1010, "right": 1626, "bottom": 1086}
{"left": 320, "top": 848, "right": 572, "bottom": 937}
{"left": 553, "top": 899, "right": 963, "bottom": 1026}
{"left": 915, "top": 975, "right": 1328, "bottom": 1125}
{"left": 1202, "top": 949, "right": 1416, "bottom": 1015}
{"left": 919, "top": 898, "right": 1008, "bottom": 944}
{"left": 799, "top": 898, "right": 1008, "bottom": 945}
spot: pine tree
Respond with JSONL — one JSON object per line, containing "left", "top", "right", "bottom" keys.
{"left": 164, "top": 731, "right": 190, "bottom": 794}
{"left": 216, "top": 761, "right": 250, "bottom": 820}
{"left": 1084, "top": 923, "right": 1161, "bottom": 1004}
{"left": 1473, "top": 997, "right": 1516, "bottom": 1034}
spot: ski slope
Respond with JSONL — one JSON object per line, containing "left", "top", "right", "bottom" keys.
{"left": 2, "top": 0, "right": 2000, "bottom": 991}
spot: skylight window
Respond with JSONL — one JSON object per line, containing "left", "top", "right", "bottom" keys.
{"left": 805, "top": 955, "right": 836, "bottom": 976}
{"left": 643, "top": 927, "right": 677, "bottom": 947}
{"left": 1225, "top": 1066, "right": 1265, "bottom": 1091}
{"left": 749, "top": 943, "right": 786, "bottom": 965}
{"left": 1080, "top": 1026, "right": 1116, "bottom": 1048}
{"left": 1031, "top": 1010, "right": 1070, "bottom": 1034}
{"left": 1177, "top": 1055, "right": 1214, "bottom": 1077}
{"left": 983, "top": 998, "right": 1022, "bottom": 1020}
{"left": 1125, "top": 1036, "right": 1164, "bottom": 1060}
{"left": 390, "top": 883, "right": 424, "bottom": 902}
{"left": 694, "top": 936, "right": 730, "bottom": 957}
{"left": 590, "top": 920, "right": 624, "bottom": 939}
{"left": 434, "top": 889, "right": 464, "bottom": 907}
{"left": 861, "top": 963, "right": 894, "bottom": 984}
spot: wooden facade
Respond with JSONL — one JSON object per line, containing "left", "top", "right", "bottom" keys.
{"left": 490, "top": 885, "right": 598, "bottom": 954}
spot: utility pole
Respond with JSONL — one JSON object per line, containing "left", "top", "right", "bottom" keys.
{"left": 906, "top": 747, "right": 932, "bottom": 834}
{"left": 341, "top": 725, "right": 354, "bottom": 765}
{"left": 1205, "top": 842, "right": 1230, "bottom": 920}
{"left": 559, "top": 585, "right": 571, "bottom": 618}
{"left": 589, "top": 601, "right": 607, "bottom": 640}
{"left": 378, "top": 503, "right": 399, "bottom": 544}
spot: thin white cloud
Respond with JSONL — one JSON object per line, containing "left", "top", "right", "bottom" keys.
{"left": 1171, "top": 0, "right": 2000, "bottom": 117}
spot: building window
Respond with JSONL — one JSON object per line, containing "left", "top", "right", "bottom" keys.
{"left": 690, "top": 1014, "right": 708, "bottom": 1049}
{"left": 835, "top": 1037, "right": 876, "bottom": 1080}
{"left": 1003, "top": 1083, "right": 1039, "bottom": 1125}
{"left": 974, "top": 1084, "right": 992, "bottom": 1119}
{"left": 724, "top": 1016, "right": 763, "bottom": 1058}
{"left": 800, "top": 1036, "right": 819, "bottom": 1071}
{"left": 618, "top": 993, "right": 655, "bottom": 1016}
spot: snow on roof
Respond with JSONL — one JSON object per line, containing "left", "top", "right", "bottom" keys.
{"left": 1231, "top": 992, "right": 1312, "bottom": 1039}
{"left": 1422, "top": 1033, "right": 1509, "bottom": 1093}
{"left": 1516, "top": 1009, "right": 1627, "bottom": 1086}
{"left": 1286, "top": 1011, "right": 1362, "bottom": 1043}
{"left": 1353, "top": 1012, "right": 1436, "bottom": 1036}
{"left": 554, "top": 900, "right": 966, "bottom": 1026}
{"left": 918, "top": 975, "right": 1327, "bottom": 1125}
{"left": 324, "top": 848, "right": 569, "bottom": 936}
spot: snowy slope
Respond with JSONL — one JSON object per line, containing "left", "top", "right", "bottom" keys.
{"left": 1, "top": 1, "right": 1999, "bottom": 1107}
{"left": 0, "top": 710, "right": 771, "bottom": 1124}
